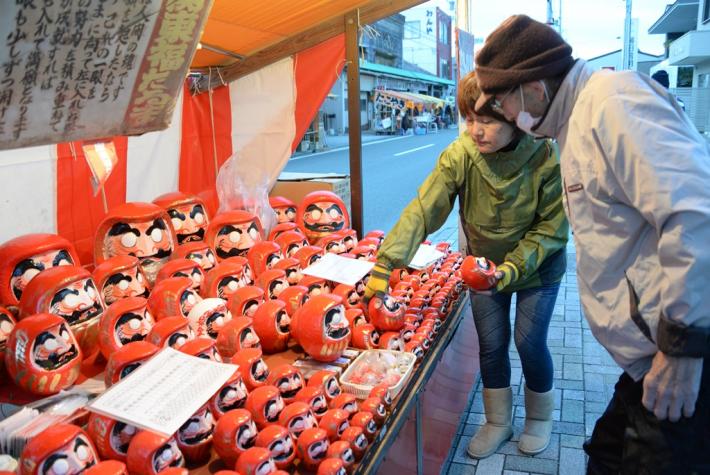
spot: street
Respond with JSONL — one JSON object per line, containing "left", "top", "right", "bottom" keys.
{"left": 285, "top": 128, "right": 460, "bottom": 234}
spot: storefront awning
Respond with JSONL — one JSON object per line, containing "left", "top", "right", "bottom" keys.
{"left": 191, "top": 0, "right": 428, "bottom": 84}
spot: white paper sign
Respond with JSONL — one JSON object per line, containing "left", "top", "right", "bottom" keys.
{"left": 302, "top": 253, "right": 375, "bottom": 286}
{"left": 88, "top": 347, "right": 236, "bottom": 436}
{"left": 408, "top": 244, "right": 445, "bottom": 270}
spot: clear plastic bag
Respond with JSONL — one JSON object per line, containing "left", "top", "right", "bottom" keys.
{"left": 216, "top": 151, "right": 279, "bottom": 235}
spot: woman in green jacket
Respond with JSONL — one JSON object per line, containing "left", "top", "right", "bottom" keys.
{"left": 364, "top": 72, "right": 568, "bottom": 459}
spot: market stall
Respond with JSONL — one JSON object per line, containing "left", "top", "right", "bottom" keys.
{"left": 0, "top": 1, "right": 480, "bottom": 474}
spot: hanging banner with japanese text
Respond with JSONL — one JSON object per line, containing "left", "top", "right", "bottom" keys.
{"left": 0, "top": 0, "right": 213, "bottom": 151}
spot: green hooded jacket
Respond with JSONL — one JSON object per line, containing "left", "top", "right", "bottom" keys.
{"left": 377, "top": 132, "right": 569, "bottom": 293}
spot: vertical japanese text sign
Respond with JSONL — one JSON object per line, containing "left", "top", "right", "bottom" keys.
{"left": 0, "top": 0, "right": 213, "bottom": 151}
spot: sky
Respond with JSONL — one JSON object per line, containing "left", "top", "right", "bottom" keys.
{"left": 433, "top": 0, "right": 674, "bottom": 60}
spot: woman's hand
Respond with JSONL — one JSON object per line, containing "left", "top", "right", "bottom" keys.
{"left": 363, "top": 262, "right": 392, "bottom": 303}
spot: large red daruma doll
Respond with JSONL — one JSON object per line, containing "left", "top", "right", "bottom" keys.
{"left": 297, "top": 191, "right": 350, "bottom": 244}
{"left": 5, "top": 313, "right": 82, "bottom": 395}
{"left": 205, "top": 211, "right": 264, "bottom": 262}
{"left": 19, "top": 424, "right": 99, "bottom": 475}
{"left": 152, "top": 192, "right": 210, "bottom": 245}
{"left": 291, "top": 294, "right": 350, "bottom": 362}
{"left": 18, "top": 265, "right": 105, "bottom": 354}
{"left": 0, "top": 233, "right": 81, "bottom": 309}
{"left": 94, "top": 203, "right": 177, "bottom": 285}
{"left": 92, "top": 255, "right": 150, "bottom": 306}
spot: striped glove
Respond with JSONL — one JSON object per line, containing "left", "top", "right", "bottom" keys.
{"left": 364, "top": 262, "right": 392, "bottom": 303}
{"left": 495, "top": 261, "right": 520, "bottom": 291}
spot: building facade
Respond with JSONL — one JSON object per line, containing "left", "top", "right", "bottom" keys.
{"left": 585, "top": 49, "right": 663, "bottom": 76}
{"left": 649, "top": 0, "right": 710, "bottom": 132}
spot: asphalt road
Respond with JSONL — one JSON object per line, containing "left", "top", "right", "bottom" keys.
{"left": 285, "top": 128, "right": 460, "bottom": 234}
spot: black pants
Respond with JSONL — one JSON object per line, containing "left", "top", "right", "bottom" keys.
{"left": 584, "top": 358, "right": 710, "bottom": 475}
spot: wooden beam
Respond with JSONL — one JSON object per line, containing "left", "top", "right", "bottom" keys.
{"left": 199, "top": 0, "right": 427, "bottom": 87}
{"left": 345, "top": 10, "right": 364, "bottom": 237}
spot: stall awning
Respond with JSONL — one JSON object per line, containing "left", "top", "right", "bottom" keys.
{"left": 191, "top": 0, "right": 429, "bottom": 85}
{"left": 361, "top": 61, "right": 456, "bottom": 87}
{"left": 374, "top": 90, "right": 446, "bottom": 111}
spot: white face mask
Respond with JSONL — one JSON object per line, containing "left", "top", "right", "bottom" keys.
{"left": 516, "top": 81, "right": 549, "bottom": 138}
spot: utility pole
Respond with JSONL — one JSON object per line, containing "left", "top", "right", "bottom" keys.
{"left": 621, "top": 0, "right": 638, "bottom": 70}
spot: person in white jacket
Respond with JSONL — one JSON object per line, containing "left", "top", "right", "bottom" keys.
{"left": 473, "top": 15, "right": 710, "bottom": 474}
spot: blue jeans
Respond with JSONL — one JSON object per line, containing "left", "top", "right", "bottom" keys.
{"left": 470, "top": 283, "right": 560, "bottom": 393}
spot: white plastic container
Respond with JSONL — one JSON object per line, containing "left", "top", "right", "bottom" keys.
{"left": 339, "top": 349, "right": 416, "bottom": 399}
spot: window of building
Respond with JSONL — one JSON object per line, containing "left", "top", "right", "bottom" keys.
{"left": 698, "top": 73, "right": 709, "bottom": 88}
{"left": 439, "top": 21, "right": 449, "bottom": 44}
{"left": 678, "top": 66, "right": 694, "bottom": 87}
{"left": 440, "top": 59, "right": 450, "bottom": 79}
{"left": 405, "top": 21, "right": 421, "bottom": 39}
{"left": 703, "top": 0, "right": 710, "bottom": 23}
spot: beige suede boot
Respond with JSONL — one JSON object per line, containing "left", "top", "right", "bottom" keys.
{"left": 518, "top": 385, "right": 555, "bottom": 455}
{"left": 466, "top": 387, "right": 513, "bottom": 459}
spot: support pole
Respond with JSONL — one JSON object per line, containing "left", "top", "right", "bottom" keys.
{"left": 345, "top": 10, "right": 364, "bottom": 237}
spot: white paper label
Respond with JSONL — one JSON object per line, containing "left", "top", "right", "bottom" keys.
{"left": 408, "top": 244, "right": 445, "bottom": 270}
{"left": 88, "top": 347, "right": 236, "bottom": 436}
{"left": 302, "top": 253, "right": 374, "bottom": 286}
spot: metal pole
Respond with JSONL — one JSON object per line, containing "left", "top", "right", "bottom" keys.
{"left": 345, "top": 10, "right": 364, "bottom": 237}
{"left": 621, "top": 0, "right": 633, "bottom": 70}
{"left": 416, "top": 394, "right": 423, "bottom": 475}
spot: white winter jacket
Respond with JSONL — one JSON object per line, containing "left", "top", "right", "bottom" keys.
{"left": 535, "top": 60, "right": 710, "bottom": 380}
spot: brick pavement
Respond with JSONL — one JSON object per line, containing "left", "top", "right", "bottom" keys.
{"left": 427, "top": 221, "right": 623, "bottom": 475}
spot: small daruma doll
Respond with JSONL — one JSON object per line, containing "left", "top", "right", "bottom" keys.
{"left": 0, "top": 305, "right": 17, "bottom": 355}
{"left": 460, "top": 255, "right": 498, "bottom": 291}
{"left": 153, "top": 192, "right": 210, "bottom": 245}
{"left": 19, "top": 265, "right": 105, "bottom": 354}
{"left": 98, "top": 297, "right": 154, "bottom": 358}
{"left": 210, "top": 369, "right": 249, "bottom": 417}
{"left": 93, "top": 255, "right": 150, "bottom": 305}
{"left": 155, "top": 259, "right": 205, "bottom": 292}
{"left": 202, "top": 260, "right": 247, "bottom": 299}
{"left": 297, "top": 191, "right": 350, "bottom": 244}
{"left": 213, "top": 408, "right": 258, "bottom": 466}
{"left": 19, "top": 424, "right": 98, "bottom": 475}
{"left": 147, "top": 316, "right": 194, "bottom": 349}
{"left": 104, "top": 341, "right": 159, "bottom": 388}
{"left": 5, "top": 313, "right": 82, "bottom": 395}
{"left": 291, "top": 295, "right": 350, "bottom": 362}
{"left": 206, "top": 210, "right": 263, "bottom": 261}
{"left": 269, "top": 196, "right": 297, "bottom": 224}
{"left": 171, "top": 242, "right": 217, "bottom": 273}
{"left": 147, "top": 277, "right": 202, "bottom": 320}
{"left": 126, "top": 431, "right": 184, "bottom": 475}
{"left": 94, "top": 202, "right": 177, "bottom": 284}
{"left": 87, "top": 413, "right": 138, "bottom": 462}
{"left": 187, "top": 298, "right": 232, "bottom": 340}
{"left": 251, "top": 300, "right": 290, "bottom": 354}
{"left": 0, "top": 233, "right": 80, "bottom": 308}
{"left": 177, "top": 404, "right": 215, "bottom": 464}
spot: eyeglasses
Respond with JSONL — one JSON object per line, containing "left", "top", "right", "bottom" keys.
{"left": 490, "top": 86, "right": 518, "bottom": 115}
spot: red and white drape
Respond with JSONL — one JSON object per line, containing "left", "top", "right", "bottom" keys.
{"left": 0, "top": 35, "right": 346, "bottom": 265}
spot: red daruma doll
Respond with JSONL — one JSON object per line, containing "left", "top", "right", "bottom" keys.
{"left": 5, "top": 313, "right": 82, "bottom": 395}
{"left": 19, "top": 424, "right": 99, "bottom": 475}
{"left": 460, "top": 256, "right": 497, "bottom": 291}
{"left": 297, "top": 191, "right": 350, "bottom": 244}
{"left": 94, "top": 202, "right": 177, "bottom": 285}
{"left": 0, "top": 233, "right": 80, "bottom": 308}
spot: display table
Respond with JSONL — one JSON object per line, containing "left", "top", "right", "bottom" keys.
{"left": 186, "top": 294, "right": 477, "bottom": 475}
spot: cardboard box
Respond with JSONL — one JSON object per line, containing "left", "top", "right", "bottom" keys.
{"left": 270, "top": 172, "right": 351, "bottom": 216}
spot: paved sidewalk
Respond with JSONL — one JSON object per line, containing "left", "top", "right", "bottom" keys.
{"left": 427, "top": 223, "right": 623, "bottom": 475}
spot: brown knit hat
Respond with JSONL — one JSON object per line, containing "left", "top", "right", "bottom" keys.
{"left": 475, "top": 15, "right": 573, "bottom": 94}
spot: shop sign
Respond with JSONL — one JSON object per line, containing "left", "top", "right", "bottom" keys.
{"left": 0, "top": 0, "right": 213, "bottom": 151}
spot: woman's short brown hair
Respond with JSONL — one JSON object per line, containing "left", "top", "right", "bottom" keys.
{"left": 457, "top": 70, "right": 511, "bottom": 124}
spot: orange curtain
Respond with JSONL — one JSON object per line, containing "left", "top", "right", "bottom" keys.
{"left": 178, "top": 83, "right": 233, "bottom": 198}
{"left": 56, "top": 138, "right": 128, "bottom": 265}
{"left": 292, "top": 34, "right": 346, "bottom": 152}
